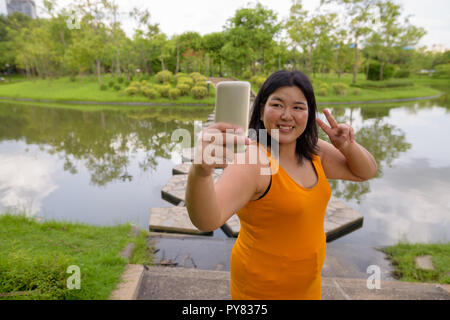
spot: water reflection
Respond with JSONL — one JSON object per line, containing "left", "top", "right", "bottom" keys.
{"left": 0, "top": 96, "right": 449, "bottom": 245}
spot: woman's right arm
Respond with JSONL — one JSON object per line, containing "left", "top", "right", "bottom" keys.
{"left": 185, "top": 124, "right": 259, "bottom": 232}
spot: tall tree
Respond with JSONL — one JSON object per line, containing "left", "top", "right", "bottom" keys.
{"left": 321, "top": 0, "right": 378, "bottom": 83}
{"left": 223, "top": 3, "right": 281, "bottom": 76}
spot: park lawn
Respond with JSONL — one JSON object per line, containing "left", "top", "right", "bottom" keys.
{"left": 380, "top": 242, "right": 450, "bottom": 284}
{"left": 0, "top": 74, "right": 216, "bottom": 105}
{"left": 245, "top": 73, "right": 443, "bottom": 103}
{"left": 0, "top": 213, "right": 153, "bottom": 300}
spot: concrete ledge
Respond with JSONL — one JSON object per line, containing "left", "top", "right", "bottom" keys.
{"left": 109, "top": 264, "right": 145, "bottom": 300}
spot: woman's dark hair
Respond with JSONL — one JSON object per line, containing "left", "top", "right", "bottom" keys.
{"left": 248, "top": 70, "right": 319, "bottom": 164}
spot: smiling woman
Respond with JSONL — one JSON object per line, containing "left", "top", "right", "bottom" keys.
{"left": 186, "top": 70, "right": 378, "bottom": 300}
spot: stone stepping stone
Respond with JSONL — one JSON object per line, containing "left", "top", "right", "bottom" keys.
{"left": 172, "top": 163, "right": 223, "bottom": 176}
{"left": 161, "top": 173, "right": 220, "bottom": 206}
{"left": 149, "top": 207, "right": 238, "bottom": 237}
{"left": 149, "top": 207, "right": 213, "bottom": 236}
{"left": 324, "top": 199, "right": 364, "bottom": 242}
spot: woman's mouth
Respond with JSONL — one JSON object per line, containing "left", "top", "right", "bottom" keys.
{"left": 276, "top": 124, "right": 295, "bottom": 133}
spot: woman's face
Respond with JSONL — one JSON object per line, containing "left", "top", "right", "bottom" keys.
{"left": 261, "top": 85, "right": 309, "bottom": 146}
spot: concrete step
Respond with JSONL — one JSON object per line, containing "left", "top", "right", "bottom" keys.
{"left": 137, "top": 265, "right": 450, "bottom": 300}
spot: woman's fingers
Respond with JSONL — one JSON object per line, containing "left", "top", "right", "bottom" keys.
{"left": 323, "top": 109, "right": 338, "bottom": 129}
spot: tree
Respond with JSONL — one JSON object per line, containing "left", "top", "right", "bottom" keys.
{"left": 321, "top": 0, "right": 378, "bottom": 83}
{"left": 364, "top": 0, "right": 426, "bottom": 80}
{"left": 223, "top": 3, "right": 281, "bottom": 76}
{"left": 202, "top": 32, "right": 227, "bottom": 76}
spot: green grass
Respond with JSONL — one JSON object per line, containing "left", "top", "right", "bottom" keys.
{"left": 380, "top": 241, "right": 450, "bottom": 284}
{"left": 242, "top": 73, "right": 443, "bottom": 104}
{"left": 0, "top": 213, "right": 154, "bottom": 300}
{"left": 0, "top": 74, "right": 215, "bottom": 105}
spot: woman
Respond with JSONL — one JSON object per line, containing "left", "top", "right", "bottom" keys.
{"left": 186, "top": 70, "right": 378, "bottom": 300}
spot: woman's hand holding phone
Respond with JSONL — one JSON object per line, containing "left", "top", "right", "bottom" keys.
{"left": 193, "top": 122, "right": 250, "bottom": 177}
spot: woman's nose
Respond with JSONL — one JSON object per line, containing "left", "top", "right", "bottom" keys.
{"left": 280, "top": 108, "right": 293, "bottom": 120}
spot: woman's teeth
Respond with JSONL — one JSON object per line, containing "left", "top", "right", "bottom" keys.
{"left": 277, "top": 125, "right": 294, "bottom": 130}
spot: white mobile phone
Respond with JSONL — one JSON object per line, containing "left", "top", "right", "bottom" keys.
{"left": 214, "top": 81, "right": 251, "bottom": 153}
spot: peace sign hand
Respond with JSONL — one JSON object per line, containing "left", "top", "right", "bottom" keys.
{"left": 316, "top": 109, "right": 355, "bottom": 152}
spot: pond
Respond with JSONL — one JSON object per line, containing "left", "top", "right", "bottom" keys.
{"left": 0, "top": 91, "right": 449, "bottom": 247}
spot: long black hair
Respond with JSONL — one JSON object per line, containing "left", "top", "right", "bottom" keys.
{"left": 248, "top": 70, "right": 319, "bottom": 164}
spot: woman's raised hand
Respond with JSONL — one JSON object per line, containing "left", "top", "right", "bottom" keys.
{"left": 193, "top": 122, "right": 250, "bottom": 176}
{"left": 315, "top": 109, "right": 355, "bottom": 152}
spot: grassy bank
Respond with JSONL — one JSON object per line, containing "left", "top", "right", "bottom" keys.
{"left": 0, "top": 74, "right": 216, "bottom": 105}
{"left": 381, "top": 242, "right": 450, "bottom": 284}
{"left": 0, "top": 74, "right": 445, "bottom": 106}
{"left": 0, "top": 213, "right": 153, "bottom": 300}
{"left": 245, "top": 74, "right": 443, "bottom": 104}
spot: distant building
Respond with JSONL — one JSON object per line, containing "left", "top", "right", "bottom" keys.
{"left": 0, "top": 0, "right": 37, "bottom": 19}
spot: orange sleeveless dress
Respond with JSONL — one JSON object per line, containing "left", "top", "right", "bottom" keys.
{"left": 230, "top": 145, "right": 332, "bottom": 300}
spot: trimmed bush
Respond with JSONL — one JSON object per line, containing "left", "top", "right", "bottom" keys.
{"left": 317, "top": 87, "right": 328, "bottom": 96}
{"left": 395, "top": 69, "right": 410, "bottom": 78}
{"left": 191, "top": 86, "right": 208, "bottom": 99}
{"left": 125, "top": 86, "right": 138, "bottom": 96}
{"left": 367, "top": 62, "right": 395, "bottom": 81}
{"left": 169, "top": 88, "right": 181, "bottom": 100}
{"left": 155, "top": 70, "right": 173, "bottom": 84}
{"left": 351, "top": 79, "right": 414, "bottom": 89}
{"left": 189, "top": 72, "right": 202, "bottom": 80}
{"left": 332, "top": 83, "right": 349, "bottom": 96}
{"left": 108, "top": 80, "right": 115, "bottom": 88}
{"left": 117, "top": 76, "right": 124, "bottom": 84}
{"left": 433, "top": 63, "right": 450, "bottom": 79}
{"left": 242, "top": 70, "right": 252, "bottom": 80}
{"left": 113, "top": 84, "right": 121, "bottom": 91}
{"left": 176, "top": 83, "right": 190, "bottom": 96}
{"left": 178, "top": 77, "right": 194, "bottom": 88}
{"left": 174, "top": 72, "right": 188, "bottom": 83}
{"left": 142, "top": 87, "right": 158, "bottom": 99}
{"left": 100, "top": 84, "right": 107, "bottom": 91}
{"left": 157, "top": 84, "right": 171, "bottom": 98}
{"left": 351, "top": 88, "right": 362, "bottom": 96}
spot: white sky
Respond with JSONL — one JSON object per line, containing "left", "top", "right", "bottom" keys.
{"left": 34, "top": 0, "right": 450, "bottom": 49}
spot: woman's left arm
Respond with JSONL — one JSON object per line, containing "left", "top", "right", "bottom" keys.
{"left": 316, "top": 109, "right": 378, "bottom": 181}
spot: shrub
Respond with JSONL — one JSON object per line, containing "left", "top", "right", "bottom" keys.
{"left": 108, "top": 80, "right": 115, "bottom": 88}
{"left": 433, "top": 63, "right": 450, "bottom": 79}
{"left": 174, "top": 72, "right": 188, "bottom": 83}
{"left": 189, "top": 72, "right": 202, "bottom": 80}
{"left": 125, "top": 86, "right": 138, "bottom": 96}
{"left": 351, "top": 79, "right": 414, "bottom": 89}
{"left": 351, "top": 88, "right": 362, "bottom": 96}
{"left": 157, "top": 84, "right": 171, "bottom": 98}
{"left": 255, "top": 76, "right": 266, "bottom": 88}
{"left": 191, "top": 86, "right": 208, "bottom": 99}
{"left": 317, "top": 87, "right": 328, "bottom": 96}
{"left": 178, "top": 76, "right": 194, "bottom": 88}
{"left": 395, "top": 69, "right": 411, "bottom": 78}
{"left": 142, "top": 87, "right": 157, "bottom": 99}
{"left": 367, "top": 61, "right": 395, "bottom": 81}
{"left": 169, "top": 88, "right": 181, "bottom": 100}
{"left": 332, "top": 83, "right": 349, "bottom": 96}
{"left": 155, "top": 70, "right": 173, "bottom": 84}
{"left": 176, "top": 83, "right": 190, "bottom": 96}
{"left": 242, "top": 70, "right": 252, "bottom": 80}
{"left": 117, "top": 76, "right": 124, "bottom": 84}
{"left": 100, "top": 84, "right": 107, "bottom": 91}
{"left": 113, "top": 84, "right": 121, "bottom": 91}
